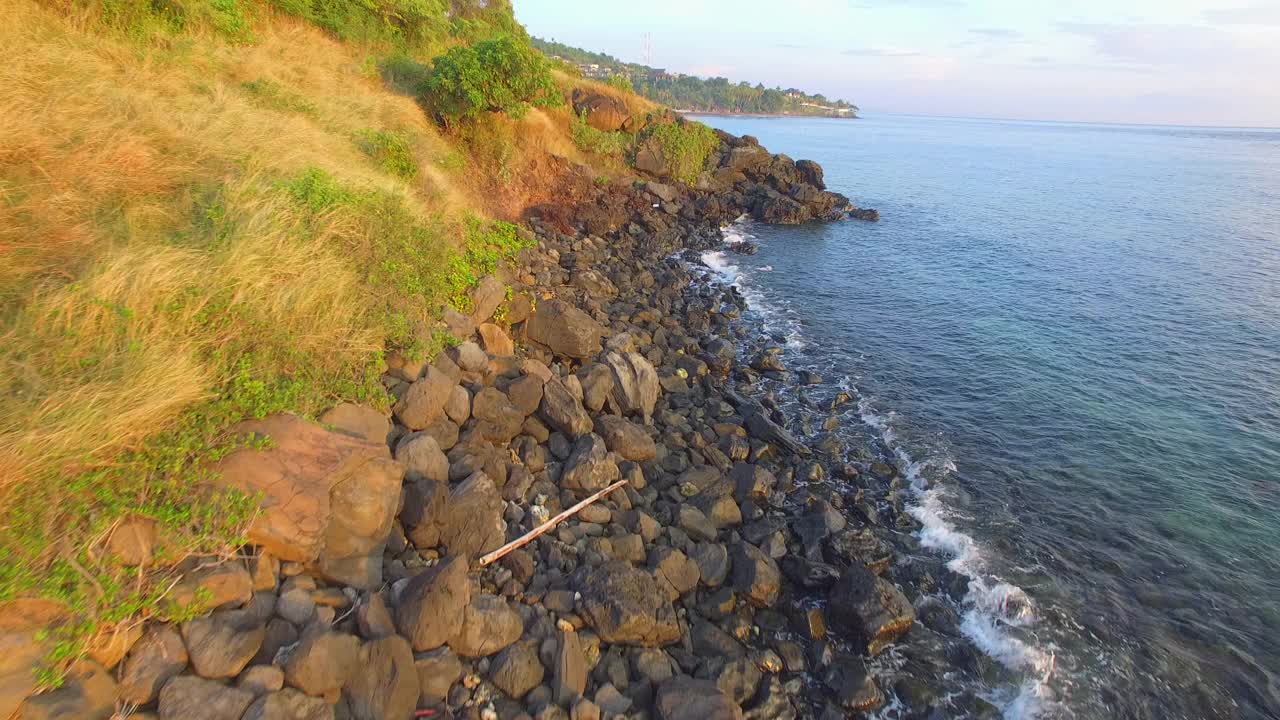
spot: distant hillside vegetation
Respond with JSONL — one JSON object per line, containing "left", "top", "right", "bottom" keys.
{"left": 533, "top": 37, "right": 858, "bottom": 118}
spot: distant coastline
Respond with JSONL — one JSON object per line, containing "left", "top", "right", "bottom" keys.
{"left": 680, "top": 110, "right": 859, "bottom": 120}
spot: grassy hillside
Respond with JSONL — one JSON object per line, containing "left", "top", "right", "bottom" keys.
{"left": 0, "top": 0, "right": 660, "bottom": 681}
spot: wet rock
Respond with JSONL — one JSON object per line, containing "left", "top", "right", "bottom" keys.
{"left": 715, "top": 657, "right": 762, "bottom": 707}
{"left": 655, "top": 676, "right": 743, "bottom": 720}
{"left": 181, "top": 609, "right": 264, "bottom": 679}
{"left": 449, "top": 595, "right": 523, "bottom": 657}
{"left": 159, "top": 675, "right": 255, "bottom": 720}
{"left": 560, "top": 434, "right": 622, "bottom": 495}
{"left": 779, "top": 556, "right": 841, "bottom": 590}
{"left": 242, "top": 688, "right": 334, "bottom": 720}
{"left": 283, "top": 630, "right": 359, "bottom": 697}
{"left": 414, "top": 647, "right": 462, "bottom": 702}
{"left": 344, "top": 635, "right": 418, "bottom": 720}
{"left": 594, "top": 415, "right": 657, "bottom": 462}
{"left": 393, "top": 367, "right": 457, "bottom": 430}
{"left": 527, "top": 300, "right": 604, "bottom": 360}
{"left": 730, "top": 543, "right": 780, "bottom": 608}
{"left": 690, "top": 619, "right": 745, "bottom": 658}
{"left": 540, "top": 377, "right": 595, "bottom": 438}
{"left": 395, "top": 555, "right": 471, "bottom": 652}
{"left": 730, "top": 463, "right": 776, "bottom": 503}
{"left": 575, "top": 562, "right": 681, "bottom": 646}
{"left": 490, "top": 640, "right": 544, "bottom": 699}
{"left": 822, "top": 656, "right": 883, "bottom": 712}
{"left": 743, "top": 676, "right": 796, "bottom": 720}
{"left": 119, "top": 624, "right": 188, "bottom": 705}
{"left": 826, "top": 565, "right": 915, "bottom": 656}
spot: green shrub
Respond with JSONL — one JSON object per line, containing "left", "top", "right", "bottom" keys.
{"left": 422, "top": 35, "right": 560, "bottom": 126}
{"left": 606, "top": 74, "right": 633, "bottom": 93}
{"left": 87, "top": 0, "right": 253, "bottom": 42}
{"left": 570, "top": 111, "right": 632, "bottom": 157}
{"left": 269, "top": 0, "right": 451, "bottom": 48}
{"left": 356, "top": 129, "right": 418, "bottom": 179}
{"left": 646, "top": 121, "right": 720, "bottom": 185}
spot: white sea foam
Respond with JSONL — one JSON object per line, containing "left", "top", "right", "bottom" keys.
{"left": 860, "top": 399, "right": 1063, "bottom": 719}
{"left": 697, "top": 220, "right": 805, "bottom": 348}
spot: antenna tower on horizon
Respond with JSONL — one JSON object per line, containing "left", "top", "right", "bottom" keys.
{"left": 643, "top": 32, "right": 653, "bottom": 66}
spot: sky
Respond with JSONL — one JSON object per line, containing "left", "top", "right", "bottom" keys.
{"left": 513, "top": 0, "right": 1280, "bottom": 127}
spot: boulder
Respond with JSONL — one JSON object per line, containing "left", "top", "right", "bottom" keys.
{"left": 181, "top": 609, "right": 264, "bottom": 679}
{"left": 318, "top": 403, "right": 390, "bottom": 444}
{"left": 526, "top": 300, "right": 603, "bottom": 360}
{"left": 490, "top": 640, "right": 544, "bottom": 699}
{"left": 469, "top": 275, "right": 507, "bottom": 324}
{"left": 604, "top": 351, "right": 659, "bottom": 422}
{"left": 571, "top": 89, "right": 629, "bottom": 131}
{"left": 168, "top": 562, "right": 252, "bottom": 612}
{"left": 343, "top": 635, "right": 419, "bottom": 720}
{"left": 448, "top": 595, "right": 523, "bottom": 657}
{"left": 478, "top": 323, "right": 515, "bottom": 357}
{"left": 560, "top": 434, "right": 621, "bottom": 495}
{"left": 159, "top": 675, "right": 255, "bottom": 720}
{"left": 506, "top": 374, "right": 545, "bottom": 416}
{"left": 436, "top": 472, "right": 507, "bottom": 559}
{"left": 650, "top": 547, "right": 700, "bottom": 600}
{"left": 242, "top": 688, "right": 334, "bottom": 720}
{"left": 283, "top": 631, "right": 360, "bottom": 697}
{"left": 593, "top": 415, "right": 657, "bottom": 462}
{"left": 553, "top": 630, "right": 587, "bottom": 705}
{"left": 689, "top": 543, "right": 730, "bottom": 588}
{"left": 414, "top": 647, "right": 462, "bottom": 702}
{"left": 16, "top": 661, "right": 116, "bottom": 720}
{"left": 393, "top": 367, "right": 457, "bottom": 430}
{"left": 795, "top": 159, "right": 825, "bottom": 189}
{"left": 826, "top": 565, "right": 915, "bottom": 656}
{"left": 574, "top": 562, "right": 680, "bottom": 647}
{"left": 453, "top": 341, "right": 488, "bottom": 373}
{"left": 395, "top": 556, "right": 471, "bottom": 652}
{"left": 106, "top": 515, "right": 156, "bottom": 566}
{"left": 655, "top": 676, "right": 743, "bottom": 720}
{"left": 823, "top": 656, "right": 883, "bottom": 712}
{"left": 318, "top": 438, "right": 403, "bottom": 588}
{"left": 539, "top": 377, "right": 594, "bottom": 438}
{"left": 119, "top": 624, "right": 188, "bottom": 705}
{"left": 730, "top": 543, "right": 780, "bottom": 608}
{"left": 238, "top": 664, "right": 285, "bottom": 695}
{"left": 471, "top": 387, "right": 526, "bottom": 444}
{"left": 394, "top": 433, "right": 449, "bottom": 484}
{"left": 209, "top": 415, "right": 403, "bottom": 576}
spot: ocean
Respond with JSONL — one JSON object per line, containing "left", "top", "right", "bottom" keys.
{"left": 693, "top": 114, "right": 1280, "bottom": 719}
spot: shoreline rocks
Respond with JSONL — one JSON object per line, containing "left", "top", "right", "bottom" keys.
{"left": 14, "top": 128, "right": 964, "bottom": 720}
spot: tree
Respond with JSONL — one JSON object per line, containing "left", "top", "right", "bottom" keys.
{"left": 423, "top": 35, "right": 560, "bottom": 126}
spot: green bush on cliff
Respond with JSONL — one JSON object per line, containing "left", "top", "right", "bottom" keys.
{"left": 646, "top": 121, "right": 719, "bottom": 185}
{"left": 422, "top": 35, "right": 560, "bottom": 126}
{"left": 269, "top": 0, "right": 451, "bottom": 48}
{"left": 571, "top": 111, "right": 633, "bottom": 158}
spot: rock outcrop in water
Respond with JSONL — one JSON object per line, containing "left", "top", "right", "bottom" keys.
{"left": 8, "top": 131, "right": 997, "bottom": 720}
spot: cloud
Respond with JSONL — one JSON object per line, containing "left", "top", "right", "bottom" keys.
{"left": 1057, "top": 22, "right": 1269, "bottom": 68}
{"left": 968, "top": 27, "right": 1023, "bottom": 40}
{"left": 848, "top": 0, "right": 963, "bottom": 8}
{"left": 1204, "top": 3, "right": 1280, "bottom": 25}
{"left": 772, "top": 42, "right": 813, "bottom": 50}
{"left": 843, "top": 46, "right": 924, "bottom": 56}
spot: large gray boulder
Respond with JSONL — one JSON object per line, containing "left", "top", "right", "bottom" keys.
{"left": 604, "top": 351, "right": 659, "bottom": 421}
{"left": 526, "top": 300, "right": 604, "bottom": 359}
{"left": 540, "top": 377, "right": 594, "bottom": 438}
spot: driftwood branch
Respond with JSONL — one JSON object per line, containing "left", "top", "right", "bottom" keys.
{"left": 478, "top": 479, "right": 629, "bottom": 567}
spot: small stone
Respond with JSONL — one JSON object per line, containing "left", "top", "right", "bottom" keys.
{"left": 490, "top": 640, "right": 545, "bottom": 699}
{"left": 414, "top": 647, "right": 462, "bottom": 702}
{"left": 238, "top": 665, "right": 286, "bottom": 695}
{"left": 283, "top": 631, "right": 360, "bottom": 697}
{"left": 448, "top": 594, "right": 523, "bottom": 657}
{"left": 554, "top": 630, "right": 587, "bottom": 705}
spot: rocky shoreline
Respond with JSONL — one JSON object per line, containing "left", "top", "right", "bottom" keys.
{"left": 8, "top": 129, "right": 994, "bottom": 720}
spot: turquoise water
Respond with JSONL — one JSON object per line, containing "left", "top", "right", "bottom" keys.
{"left": 697, "top": 115, "right": 1280, "bottom": 719}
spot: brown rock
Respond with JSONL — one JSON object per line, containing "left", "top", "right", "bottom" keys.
{"left": 574, "top": 562, "right": 680, "bottom": 647}
{"left": 654, "top": 676, "right": 743, "bottom": 720}
{"left": 238, "top": 664, "right": 286, "bottom": 695}
{"left": 181, "top": 608, "right": 264, "bottom": 679}
{"left": 489, "top": 640, "right": 544, "bottom": 699}
{"left": 395, "top": 556, "right": 471, "bottom": 652}
{"left": 318, "top": 403, "right": 390, "bottom": 444}
{"left": 85, "top": 621, "right": 142, "bottom": 670}
{"left": 344, "top": 635, "right": 419, "bottom": 720}
{"left": 826, "top": 565, "right": 915, "bottom": 656}
{"left": 539, "top": 377, "right": 594, "bottom": 438}
{"left": 559, "top": 434, "right": 621, "bottom": 496}
{"left": 448, "top": 595, "right": 523, "bottom": 657}
{"left": 107, "top": 515, "right": 157, "bottom": 566}
{"left": 436, "top": 472, "right": 507, "bottom": 559}
{"left": 242, "top": 687, "right": 334, "bottom": 720}
{"left": 209, "top": 415, "right": 402, "bottom": 566}
{"left": 169, "top": 562, "right": 253, "bottom": 612}
{"left": 469, "top": 276, "right": 507, "bottom": 324}
{"left": 526, "top": 300, "right": 603, "bottom": 360}
{"left": 730, "top": 543, "right": 780, "bottom": 608}
{"left": 394, "top": 433, "right": 449, "bottom": 484}
{"left": 414, "top": 647, "right": 462, "bottom": 702}
{"left": 119, "top": 624, "right": 188, "bottom": 705}
{"left": 158, "top": 675, "right": 255, "bottom": 720}
{"left": 393, "top": 368, "right": 457, "bottom": 430}
{"left": 553, "top": 630, "right": 587, "bottom": 705}
{"left": 593, "top": 415, "right": 657, "bottom": 462}
{"left": 17, "top": 661, "right": 116, "bottom": 720}
{"left": 478, "top": 323, "right": 515, "bottom": 357}
{"left": 283, "top": 631, "right": 360, "bottom": 697}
